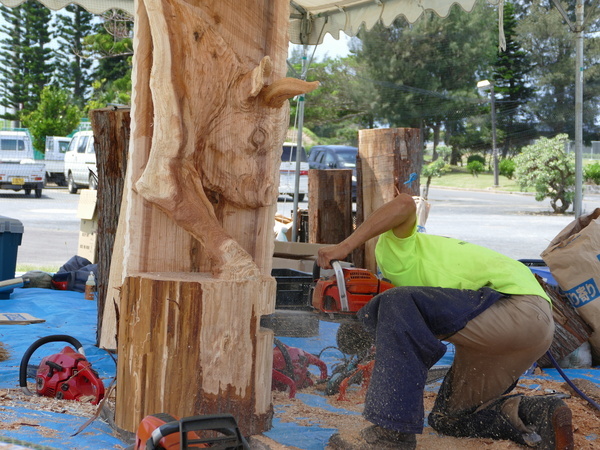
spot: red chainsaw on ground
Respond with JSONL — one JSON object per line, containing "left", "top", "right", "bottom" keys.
{"left": 19, "top": 334, "right": 105, "bottom": 405}
{"left": 129, "top": 412, "right": 249, "bottom": 449}
{"left": 311, "top": 260, "right": 394, "bottom": 321}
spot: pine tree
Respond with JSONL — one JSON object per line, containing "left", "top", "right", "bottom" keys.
{"left": 0, "top": 5, "right": 27, "bottom": 124}
{"left": 85, "top": 10, "right": 133, "bottom": 108}
{"left": 21, "top": 1, "right": 53, "bottom": 112}
{"left": 54, "top": 5, "right": 95, "bottom": 107}
{"left": 492, "top": 1, "right": 535, "bottom": 156}
{"left": 0, "top": 2, "right": 53, "bottom": 124}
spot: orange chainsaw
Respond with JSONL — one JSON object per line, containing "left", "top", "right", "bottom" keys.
{"left": 311, "top": 260, "right": 394, "bottom": 322}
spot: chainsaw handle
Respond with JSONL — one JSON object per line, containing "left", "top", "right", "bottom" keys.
{"left": 19, "top": 334, "right": 85, "bottom": 395}
{"left": 76, "top": 361, "right": 106, "bottom": 405}
{"left": 312, "top": 259, "right": 340, "bottom": 281}
{"left": 147, "top": 413, "right": 249, "bottom": 450}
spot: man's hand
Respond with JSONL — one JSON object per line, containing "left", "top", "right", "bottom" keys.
{"left": 317, "top": 244, "right": 350, "bottom": 269}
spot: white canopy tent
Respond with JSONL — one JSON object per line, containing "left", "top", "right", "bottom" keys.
{"left": 0, "top": 0, "right": 490, "bottom": 38}
{"left": 0, "top": 0, "right": 584, "bottom": 219}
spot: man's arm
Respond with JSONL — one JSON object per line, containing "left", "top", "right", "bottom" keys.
{"left": 317, "top": 193, "right": 417, "bottom": 269}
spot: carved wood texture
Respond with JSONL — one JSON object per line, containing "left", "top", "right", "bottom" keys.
{"left": 113, "top": 0, "right": 313, "bottom": 434}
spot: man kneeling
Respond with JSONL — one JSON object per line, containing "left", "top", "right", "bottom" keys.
{"left": 318, "top": 194, "right": 573, "bottom": 450}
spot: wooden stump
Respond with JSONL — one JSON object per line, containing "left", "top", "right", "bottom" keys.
{"left": 308, "top": 169, "right": 353, "bottom": 245}
{"left": 357, "top": 128, "right": 421, "bottom": 272}
{"left": 89, "top": 108, "right": 130, "bottom": 346}
{"left": 116, "top": 273, "right": 276, "bottom": 435}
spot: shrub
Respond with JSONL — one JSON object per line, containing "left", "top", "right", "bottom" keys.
{"left": 467, "top": 154, "right": 486, "bottom": 165}
{"left": 514, "top": 134, "right": 574, "bottom": 214}
{"left": 467, "top": 160, "right": 484, "bottom": 177}
{"left": 436, "top": 145, "right": 452, "bottom": 162}
{"left": 584, "top": 162, "right": 600, "bottom": 185}
{"left": 499, "top": 159, "right": 516, "bottom": 180}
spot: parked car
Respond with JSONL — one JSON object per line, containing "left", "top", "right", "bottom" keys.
{"left": 64, "top": 130, "right": 97, "bottom": 194}
{"left": 307, "top": 145, "right": 358, "bottom": 200}
{"left": 44, "top": 136, "right": 72, "bottom": 186}
{"left": 280, "top": 142, "right": 309, "bottom": 201}
{"left": 0, "top": 129, "right": 45, "bottom": 198}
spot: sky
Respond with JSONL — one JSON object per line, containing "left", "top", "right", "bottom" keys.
{"left": 288, "top": 32, "right": 352, "bottom": 62}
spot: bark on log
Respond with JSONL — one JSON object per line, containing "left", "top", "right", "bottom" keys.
{"left": 308, "top": 169, "right": 353, "bottom": 245}
{"left": 356, "top": 128, "right": 421, "bottom": 273}
{"left": 89, "top": 108, "right": 130, "bottom": 345}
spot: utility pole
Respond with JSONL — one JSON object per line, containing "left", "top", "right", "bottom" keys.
{"left": 552, "top": 0, "right": 585, "bottom": 217}
{"left": 574, "top": 0, "right": 584, "bottom": 217}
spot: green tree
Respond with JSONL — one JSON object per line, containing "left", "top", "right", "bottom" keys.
{"left": 514, "top": 134, "right": 575, "bottom": 213}
{"left": 0, "top": 3, "right": 53, "bottom": 123}
{"left": 22, "top": 1, "right": 53, "bottom": 112}
{"left": 287, "top": 51, "right": 375, "bottom": 144}
{"left": 355, "top": 3, "right": 497, "bottom": 163}
{"left": 21, "top": 86, "right": 81, "bottom": 153}
{"left": 0, "top": 5, "right": 28, "bottom": 123}
{"left": 491, "top": 1, "right": 535, "bottom": 156}
{"left": 421, "top": 158, "right": 446, "bottom": 199}
{"left": 516, "top": 1, "right": 600, "bottom": 141}
{"left": 85, "top": 10, "right": 133, "bottom": 109}
{"left": 54, "top": 5, "right": 95, "bottom": 107}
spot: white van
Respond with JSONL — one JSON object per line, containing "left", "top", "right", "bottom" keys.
{"left": 280, "top": 142, "right": 309, "bottom": 201}
{"left": 63, "top": 130, "right": 97, "bottom": 194}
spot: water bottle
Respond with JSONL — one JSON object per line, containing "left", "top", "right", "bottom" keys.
{"left": 84, "top": 272, "right": 96, "bottom": 300}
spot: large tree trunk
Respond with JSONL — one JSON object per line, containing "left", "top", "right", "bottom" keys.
{"left": 111, "top": 0, "right": 312, "bottom": 435}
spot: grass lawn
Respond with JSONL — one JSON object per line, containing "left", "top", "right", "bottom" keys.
{"left": 421, "top": 165, "right": 527, "bottom": 193}
{"left": 16, "top": 264, "right": 61, "bottom": 274}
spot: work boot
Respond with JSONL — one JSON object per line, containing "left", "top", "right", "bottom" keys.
{"left": 518, "top": 395, "right": 574, "bottom": 450}
{"left": 328, "top": 425, "right": 416, "bottom": 449}
{"left": 360, "top": 425, "right": 417, "bottom": 449}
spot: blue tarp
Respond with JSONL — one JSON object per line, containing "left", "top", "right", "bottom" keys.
{"left": 0, "top": 288, "right": 124, "bottom": 449}
{"left": 0, "top": 287, "right": 598, "bottom": 449}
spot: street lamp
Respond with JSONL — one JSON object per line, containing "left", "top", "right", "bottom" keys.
{"left": 477, "top": 79, "right": 499, "bottom": 187}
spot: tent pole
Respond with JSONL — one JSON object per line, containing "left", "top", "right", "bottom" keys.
{"left": 292, "top": 44, "right": 308, "bottom": 242}
{"left": 574, "top": 0, "right": 584, "bottom": 217}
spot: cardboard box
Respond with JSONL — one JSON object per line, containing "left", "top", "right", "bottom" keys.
{"left": 77, "top": 190, "right": 98, "bottom": 263}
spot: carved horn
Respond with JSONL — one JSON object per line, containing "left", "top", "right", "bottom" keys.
{"left": 261, "top": 78, "right": 320, "bottom": 108}
{"left": 248, "top": 56, "right": 273, "bottom": 98}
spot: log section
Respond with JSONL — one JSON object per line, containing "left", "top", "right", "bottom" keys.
{"left": 116, "top": 273, "right": 276, "bottom": 435}
{"left": 90, "top": 108, "right": 130, "bottom": 346}
{"left": 308, "top": 169, "right": 353, "bottom": 245}
{"left": 357, "top": 128, "right": 421, "bottom": 272}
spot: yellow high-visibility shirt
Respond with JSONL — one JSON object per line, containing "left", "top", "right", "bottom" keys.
{"left": 375, "top": 225, "right": 551, "bottom": 303}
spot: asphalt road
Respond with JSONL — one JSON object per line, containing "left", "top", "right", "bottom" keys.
{"left": 0, "top": 186, "right": 597, "bottom": 268}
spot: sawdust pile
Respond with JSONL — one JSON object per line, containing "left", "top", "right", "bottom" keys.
{"left": 272, "top": 371, "right": 600, "bottom": 449}
{"left": 0, "top": 387, "right": 125, "bottom": 447}
{"left": 0, "top": 343, "right": 9, "bottom": 362}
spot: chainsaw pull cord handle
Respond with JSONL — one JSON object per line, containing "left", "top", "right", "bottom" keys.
{"left": 19, "top": 334, "right": 85, "bottom": 396}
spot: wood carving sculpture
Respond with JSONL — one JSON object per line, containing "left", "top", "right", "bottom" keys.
{"left": 135, "top": 0, "right": 318, "bottom": 280}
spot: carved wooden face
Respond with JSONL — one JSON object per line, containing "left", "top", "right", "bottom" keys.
{"left": 198, "top": 93, "right": 288, "bottom": 209}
